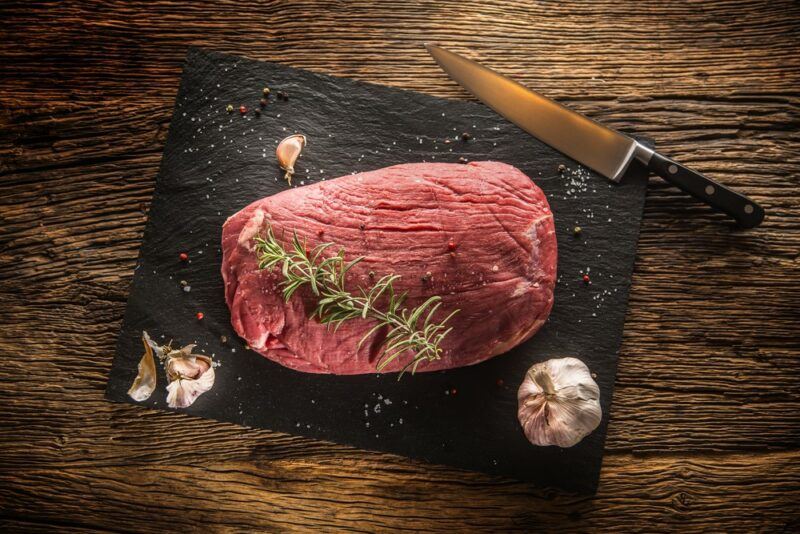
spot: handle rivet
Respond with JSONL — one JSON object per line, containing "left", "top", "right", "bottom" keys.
{"left": 668, "top": 164, "right": 678, "bottom": 174}
{"left": 705, "top": 185, "right": 715, "bottom": 195}
{"left": 744, "top": 204, "right": 754, "bottom": 214}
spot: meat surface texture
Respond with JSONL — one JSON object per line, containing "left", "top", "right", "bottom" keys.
{"left": 221, "top": 161, "right": 557, "bottom": 375}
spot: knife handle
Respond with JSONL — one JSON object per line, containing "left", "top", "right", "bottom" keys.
{"left": 647, "top": 152, "right": 764, "bottom": 228}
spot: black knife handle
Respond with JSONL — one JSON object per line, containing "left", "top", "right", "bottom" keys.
{"left": 647, "top": 152, "right": 764, "bottom": 228}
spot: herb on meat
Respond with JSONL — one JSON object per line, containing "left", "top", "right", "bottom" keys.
{"left": 254, "top": 225, "right": 458, "bottom": 376}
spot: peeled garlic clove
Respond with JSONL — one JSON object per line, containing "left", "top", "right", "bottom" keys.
{"left": 276, "top": 134, "right": 306, "bottom": 186}
{"left": 165, "top": 352, "right": 215, "bottom": 409}
{"left": 127, "top": 332, "right": 158, "bottom": 402}
{"left": 517, "top": 357, "right": 601, "bottom": 448}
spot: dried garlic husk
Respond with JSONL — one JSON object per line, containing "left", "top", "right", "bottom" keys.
{"left": 164, "top": 345, "right": 215, "bottom": 409}
{"left": 276, "top": 134, "right": 306, "bottom": 185}
{"left": 517, "top": 357, "right": 601, "bottom": 448}
{"left": 127, "top": 331, "right": 159, "bottom": 401}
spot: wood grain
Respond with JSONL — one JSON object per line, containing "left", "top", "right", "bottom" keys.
{"left": 1, "top": 0, "right": 799, "bottom": 531}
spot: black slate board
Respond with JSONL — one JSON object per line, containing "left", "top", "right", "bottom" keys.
{"left": 106, "top": 48, "right": 649, "bottom": 494}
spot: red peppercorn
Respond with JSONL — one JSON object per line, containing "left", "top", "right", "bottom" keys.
{"left": 196, "top": 312, "right": 204, "bottom": 320}
{"left": 239, "top": 105, "right": 247, "bottom": 114}
{"left": 450, "top": 388, "right": 457, "bottom": 396}
{"left": 179, "top": 252, "right": 188, "bottom": 261}
{"left": 583, "top": 274, "right": 590, "bottom": 284}
{"left": 496, "top": 378, "right": 504, "bottom": 387}
{"left": 448, "top": 240, "right": 457, "bottom": 251}
{"left": 317, "top": 229, "right": 324, "bottom": 236}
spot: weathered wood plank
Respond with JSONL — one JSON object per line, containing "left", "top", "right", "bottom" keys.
{"left": 1, "top": 452, "right": 798, "bottom": 532}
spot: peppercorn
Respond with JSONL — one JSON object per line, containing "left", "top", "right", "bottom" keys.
{"left": 226, "top": 104, "right": 234, "bottom": 113}
{"left": 254, "top": 109, "right": 261, "bottom": 117}
{"left": 196, "top": 312, "right": 204, "bottom": 320}
{"left": 443, "top": 139, "right": 451, "bottom": 144}
{"left": 179, "top": 280, "right": 188, "bottom": 287}
{"left": 450, "top": 388, "right": 458, "bottom": 396}
{"left": 179, "top": 252, "right": 188, "bottom": 261}
{"left": 262, "top": 87, "right": 271, "bottom": 97}
{"left": 317, "top": 229, "right": 325, "bottom": 236}
{"left": 369, "top": 271, "right": 375, "bottom": 279}
{"left": 583, "top": 274, "right": 590, "bottom": 284}
{"left": 458, "top": 157, "right": 468, "bottom": 164}
{"left": 496, "top": 378, "right": 504, "bottom": 387}
{"left": 573, "top": 226, "right": 582, "bottom": 236}
{"left": 239, "top": 105, "right": 247, "bottom": 114}
{"left": 421, "top": 271, "right": 432, "bottom": 283}
{"left": 447, "top": 240, "right": 457, "bottom": 251}
{"left": 461, "top": 132, "right": 472, "bottom": 141}
{"left": 558, "top": 164, "right": 566, "bottom": 173}
{"left": 220, "top": 335, "right": 228, "bottom": 343}
{"left": 259, "top": 98, "right": 268, "bottom": 107}
{"left": 359, "top": 223, "right": 365, "bottom": 231}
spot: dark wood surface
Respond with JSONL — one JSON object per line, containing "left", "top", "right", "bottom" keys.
{"left": 1, "top": 1, "right": 798, "bottom": 531}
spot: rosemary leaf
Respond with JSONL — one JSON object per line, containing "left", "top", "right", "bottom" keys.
{"left": 253, "top": 225, "right": 458, "bottom": 376}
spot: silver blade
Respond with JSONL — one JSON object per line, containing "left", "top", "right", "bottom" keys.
{"left": 426, "top": 44, "right": 647, "bottom": 182}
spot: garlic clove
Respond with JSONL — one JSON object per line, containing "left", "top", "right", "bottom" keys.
{"left": 276, "top": 134, "right": 306, "bottom": 186}
{"left": 128, "top": 332, "right": 158, "bottom": 402}
{"left": 165, "top": 352, "right": 215, "bottom": 409}
{"left": 517, "top": 357, "right": 601, "bottom": 448}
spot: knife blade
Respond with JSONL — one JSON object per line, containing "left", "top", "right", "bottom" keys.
{"left": 425, "top": 44, "right": 764, "bottom": 228}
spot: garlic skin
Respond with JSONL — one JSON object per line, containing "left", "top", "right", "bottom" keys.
{"left": 164, "top": 345, "right": 215, "bottom": 409}
{"left": 517, "top": 357, "right": 601, "bottom": 448}
{"left": 127, "top": 331, "right": 159, "bottom": 402}
{"left": 276, "top": 134, "right": 306, "bottom": 185}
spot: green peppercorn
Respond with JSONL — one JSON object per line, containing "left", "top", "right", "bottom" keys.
{"left": 226, "top": 104, "right": 234, "bottom": 113}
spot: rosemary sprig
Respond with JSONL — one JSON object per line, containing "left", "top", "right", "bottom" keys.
{"left": 253, "top": 226, "right": 458, "bottom": 376}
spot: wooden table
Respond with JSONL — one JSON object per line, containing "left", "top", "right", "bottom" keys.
{"left": 1, "top": 1, "right": 798, "bottom": 531}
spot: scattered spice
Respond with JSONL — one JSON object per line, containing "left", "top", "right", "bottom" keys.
{"left": 368, "top": 270, "right": 375, "bottom": 279}
{"left": 179, "top": 252, "right": 188, "bottom": 261}
{"left": 262, "top": 87, "right": 271, "bottom": 97}
{"left": 239, "top": 105, "right": 247, "bottom": 114}
{"left": 179, "top": 280, "right": 188, "bottom": 287}
{"left": 196, "top": 312, "right": 204, "bottom": 320}
{"left": 183, "top": 285, "right": 191, "bottom": 293}
{"left": 450, "top": 388, "right": 458, "bottom": 395}
{"left": 558, "top": 164, "right": 566, "bottom": 173}
{"left": 226, "top": 104, "right": 234, "bottom": 113}
{"left": 461, "top": 132, "right": 472, "bottom": 141}
{"left": 443, "top": 139, "right": 451, "bottom": 144}
{"left": 573, "top": 226, "right": 582, "bottom": 236}
{"left": 317, "top": 229, "right": 325, "bottom": 236}
{"left": 458, "top": 157, "right": 468, "bottom": 164}
{"left": 259, "top": 98, "right": 268, "bottom": 107}
{"left": 447, "top": 240, "right": 457, "bottom": 251}
{"left": 277, "top": 90, "right": 288, "bottom": 101}
{"left": 496, "top": 378, "right": 504, "bottom": 387}
{"left": 220, "top": 335, "right": 228, "bottom": 343}
{"left": 421, "top": 271, "right": 432, "bottom": 283}
{"left": 359, "top": 223, "right": 365, "bottom": 231}
{"left": 583, "top": 274, "right": 590, "bottom": 284}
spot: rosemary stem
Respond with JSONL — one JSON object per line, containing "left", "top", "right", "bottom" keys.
{"left": 253, "top": 226, "right": 458, "bottom": 376}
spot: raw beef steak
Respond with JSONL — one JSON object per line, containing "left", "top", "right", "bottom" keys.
{"left": 221, "top": 161, "right": 557, "bottom": 374}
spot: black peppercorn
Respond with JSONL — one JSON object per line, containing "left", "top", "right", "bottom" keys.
{"left": 458, "top": 157, "right": 468, "bottom": 164}
{"left": 461, "top": 132, "right": 472, "bottom": 141}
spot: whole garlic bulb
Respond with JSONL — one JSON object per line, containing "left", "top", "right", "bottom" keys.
{"left": 517, "top": 357, "right": 601, "bottom": 448}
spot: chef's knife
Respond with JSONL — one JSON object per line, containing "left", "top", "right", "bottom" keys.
{"left": 426, "top": 44, "right": 764, "bottom": 228}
